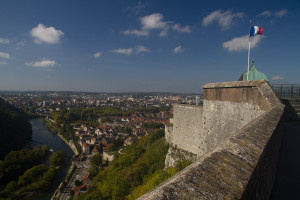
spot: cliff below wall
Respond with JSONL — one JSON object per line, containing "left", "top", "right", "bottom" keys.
{"left": 140, "top": 80, "right": 284, "bottom": 199}
{"left": 165, "top": 80, "right": 278, "bottom": 167}
{"left": 139, "top": 103, "right": 284, "bottom": 200}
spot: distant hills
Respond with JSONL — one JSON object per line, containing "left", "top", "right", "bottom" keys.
{"left": 0, "top": 90, "right": 202, "bottom": 97}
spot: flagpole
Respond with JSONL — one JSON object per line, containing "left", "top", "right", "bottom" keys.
{"left": 247, "top": 20, "right": 251, "bottom": 81}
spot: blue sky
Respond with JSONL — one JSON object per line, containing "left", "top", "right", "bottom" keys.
{"left": 0, "top": 0, "right": 299, "bottom": 93}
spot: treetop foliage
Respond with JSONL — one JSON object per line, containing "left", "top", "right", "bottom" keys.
{"left": 75, "top": 128, "right": 191, "bottom": 200}
{"left": 0, "top": 147, "right": 66, "bottom": 199}
{"left": 0, "top": 145, "right": 49, "bottom": 185}
{"left": 75, "top": 129, "right": 170, "bottom": 200}
{"left": 142, "top": 122, "right": 164, "bottom": 129}
{"left": 51, "top": 106, "right": 170, "bottom": 123}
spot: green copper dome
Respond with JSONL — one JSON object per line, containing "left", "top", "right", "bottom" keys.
{"left": 239, "top": 61, "right": 269, "bottom": 82}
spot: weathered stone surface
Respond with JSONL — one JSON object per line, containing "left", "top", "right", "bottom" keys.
{"left": 202, "top": 80, "right": 275, "bottom": 111}
{"left": 202, "top": 100, "right": 264, "bottom": 155}
{"left": 139, "top": 104, "right": 284, "bottom": 200}
{"left": 202, "top": 80, "right": 266, "bottom": 89}
{"left": 165, "top": 145, "right": 197, "bottom": 168}
{"left": 167, "top": 104, "right": 203, "bottom": 156}
{"left": 165, "top": 81, "right": 273, "bottom": 167}
{"left": 139, "top": 80, "right": 284, "bottom": 200}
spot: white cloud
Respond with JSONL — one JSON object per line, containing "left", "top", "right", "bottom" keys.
{"left": 25, "top": 58, "right": 57, "bottom": 67}
{"left": 123, "top": 13, "right": 191, "bottom": 37}
{"left": 126, "top": 1, "right": 145, "bottom": 15}
{"left": 111, "top": 46, "right": 150, "bottom": 55}
{"left": 94, "top": 52, "right": 102, "bottom": 58}
{"left": 0, "top": 38, "right": 9, "bottom": 44}
{"left": 111, "top": 48, "right": 133, "bottom": 55}
{"left": 123, "top": 29, "right": 149, "bottom": 37}
{"left": 202, "top": 10, "right": 244, "bottom": 29}
{"left": 0, "top": 52, "right": 10, "bottom": 59}
{"left": 140, "top": 13, "right": 167, "bottom": 30}
{"left": 0, "top": 62, "right": 7, "bottom": 65}
{"left": 274, "top": 9, "right": 287, "bottom": 17}
{"left": 172, "top": 24, "right": 191, "bottom": 33}
{"left": 257, "top": 9, "right": 287, "bottom": 18}
{"left": 159, "top": 27, "right": 169, "bottom": 36}
{"left": 31, "top": 24, "right": 64, "bottom": 44}
{"left": 173, "top": 45, "right": 184, "bottom": 54}
{"left": 257, "top": 10, "right": 272, "bottom": 17}
{"left": 17, "top": 40, "right": 26, "bottom": 46}
{"left": 222, "top": 35, "right": 263, "bottom": 52}
{"left": 136, "top": 45, "right": 150, "bottom": 54}
{"left": 271, "top": 75, "right": 285, "bottom": 81}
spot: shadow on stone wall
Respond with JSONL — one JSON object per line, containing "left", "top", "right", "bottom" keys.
{"left": 241, "top": 105, "right": 285, "bottom": 200}
{"left": 139, "top": 80, "right": 285, "bottom": 200}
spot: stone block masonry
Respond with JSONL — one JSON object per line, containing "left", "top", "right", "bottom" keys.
{"left": 201, "top": 100, "right": 264, "bottom": 156}
{"left": 165, "top": 80, "right": 276, "bottom": 167}
{"left": 139, "top": 80, "right": 284, "bottom": 199}
{"left": 166, "top": 104, "right": 203, "bottom": 155}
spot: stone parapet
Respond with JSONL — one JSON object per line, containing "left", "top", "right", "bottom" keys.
{"left": 202, "top": 80, "right": 280, "bottom": 111}
{"left": 139, "top": 103, "right": 284, "bottom": 200}
{"left": 142, "top": 80, "right": 284, "bottom": 199}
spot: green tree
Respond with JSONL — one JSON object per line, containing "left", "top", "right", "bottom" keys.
{"left": 75, "top": 180, "right": 83, "bottom": 187}
{"left": 75, "top": 129, "right": 168, "bottom": 200}
{"left": 89, "top": 154, "right": 102, "bottom": 176}
{"left": 0, "top": 147, "right": 49, "bottom": 185}
{"left": 70, "top": 190, "right": 75, "bottom": 197}
{"left": 118, "top": 127, "right": 132, "bottom": 134}
{"left": 100, "top": 117, "right": 113, "bottom": 124}
{"left": 18, "top": 164, "right": 47, "bottom": 186}
{"left": 0, "top": 98, "right": 32, "bottom": 159}
{"left": 109, "top": 138, "right": 124, "bottom": 151}
{"left": 142, "top": 122, "right": 164, "bottom": 129}
{"left": 0, "top": 180, "right": 18, "bottom": 197}
{"left": 49, "top": 151, "right": 65, "bottom": 167}
{"left": 91, "top": 154, "right": 102, "bottom": 166}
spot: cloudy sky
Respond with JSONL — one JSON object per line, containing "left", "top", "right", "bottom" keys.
{"left": 0, "top": 0, "right": 299, "bottom": 92}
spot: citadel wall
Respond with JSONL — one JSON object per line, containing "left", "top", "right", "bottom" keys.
{"left": 165, "top": 80, "right": 278, "bottom": 167}
{"left": 139, "top": 80, "right": 284, "bottom": 199}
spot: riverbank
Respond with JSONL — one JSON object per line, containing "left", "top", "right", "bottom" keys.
{"left": 37, "top": 118, "right": 80, "bottom": 200}
{"left": 51, "top": 162, "right": 77, "bottom": 200}
{"left": 39, "top": 117, "right": 79, "bottom": 155}
{"left": 28, "top": 119, "right": 74, "bottom": 200}
{"left": 57, "top": 133, "right": 79, "bottom": 155}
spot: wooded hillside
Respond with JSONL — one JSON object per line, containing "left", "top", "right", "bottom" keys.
{"left": 0, "top": 98, "right": 32, "bottom": 159}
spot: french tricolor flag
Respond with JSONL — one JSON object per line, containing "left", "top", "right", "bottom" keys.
{"left": 250, "top": 26, "right": 263, "bottom": 37}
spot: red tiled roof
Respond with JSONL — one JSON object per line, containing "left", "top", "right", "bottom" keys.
{"left": 81, "top": 172, "right": 90, "bottom": 182}
{"left": 92, "top": 146, "right": 99, "bottom": 152}
{"left": 73, "top": 185, "right": 89, "bottom": 196}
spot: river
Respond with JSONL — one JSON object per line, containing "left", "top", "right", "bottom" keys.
{"left": 27, "top": 118, "right": 74, "bottom": 200}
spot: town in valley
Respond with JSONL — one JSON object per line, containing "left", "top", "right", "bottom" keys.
{"left": 0, "top": 91, "right": 202, "bottom": 198}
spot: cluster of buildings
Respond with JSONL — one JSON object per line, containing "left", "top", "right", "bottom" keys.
{"left": 0, "top": 91, "right": 203, "bottom": 199}
{"left": 1, "top": 91, "right": 203, "bottom": 162}
{"left": 1, "top": 91, "right": 203, "bottom": 117}
{"left": 73, "top": 111, "right": 171, "bottom": 161}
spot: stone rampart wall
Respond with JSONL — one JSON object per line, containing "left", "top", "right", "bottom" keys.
{"left": 167, "top": 104, "right": 203, "bottom": 155}
{"left": 139, "top": 103, "right": 284, "bottom": 199}
{"left": 139, "top": 80, "right": 284, "bottom": 199}
{"left": 166, "top": 80, "right": 274, "bottom": 163}
{"left": 202, "top": 100, "right": 265, "bottom": 155}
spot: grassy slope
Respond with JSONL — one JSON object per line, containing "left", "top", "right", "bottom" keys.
{"left": 76, "top": 129, "right": 190, "bottom": 200}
